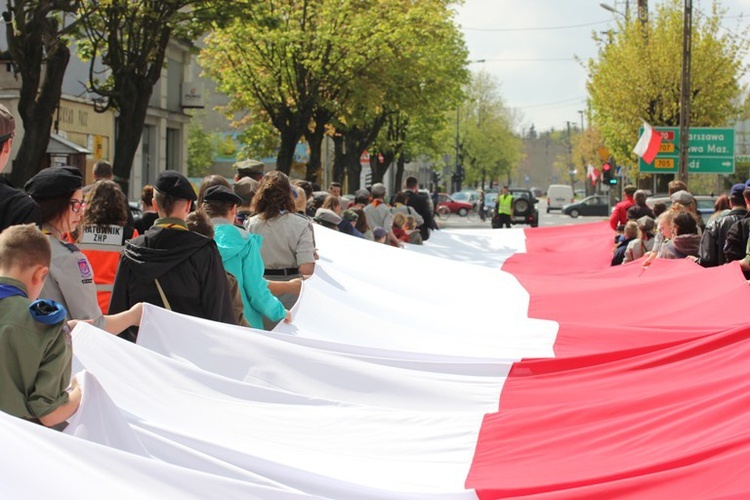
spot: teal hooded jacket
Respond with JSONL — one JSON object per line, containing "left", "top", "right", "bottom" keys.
{"left": 213, "top": 221, "right": 286, "bottom": 328}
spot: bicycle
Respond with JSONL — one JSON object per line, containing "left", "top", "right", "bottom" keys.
{"left": 466, "top": 205, "right": 481, "bottom": 222}
{"left": 436, "top": 205, "right": 451, "bottom": 221}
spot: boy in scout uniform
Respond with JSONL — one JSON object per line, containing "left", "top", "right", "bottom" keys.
{"left": 109, "top": 171, "right": 237, "bottom": 341}
{"left": 0, "top": 224, "right": 81, "bottom": 427}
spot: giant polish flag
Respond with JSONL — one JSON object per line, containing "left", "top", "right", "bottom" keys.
{"left": 6, "top": 222, "right": 750, "bottom": 498}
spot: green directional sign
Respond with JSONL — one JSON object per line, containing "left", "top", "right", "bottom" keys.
{"left": 639, "top": 127, "right": 735, "bottom": 174}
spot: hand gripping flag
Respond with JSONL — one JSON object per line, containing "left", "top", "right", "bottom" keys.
{"left": 633, "top": 121, "right": 663, "bottom": 164}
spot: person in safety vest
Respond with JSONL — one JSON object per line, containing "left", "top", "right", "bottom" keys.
{"left": 496, "top": 185, "right": 514, "bottom": 229}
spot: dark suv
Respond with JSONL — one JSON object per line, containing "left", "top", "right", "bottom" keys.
{"left": 490, "top": 188, "right": 539, "bottom": 228}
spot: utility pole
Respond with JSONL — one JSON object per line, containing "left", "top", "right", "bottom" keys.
{"left": 566, "top": 121, "right": 575, "bottom": 188}
{"left": 637, "top": 0, "right": 648, "bottom": 24}
{"left": 678, "top": 0, "right": 692, "bottom": 185}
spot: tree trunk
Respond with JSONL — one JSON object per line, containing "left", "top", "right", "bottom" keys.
{"left": 342, "top": 132, "right": 362, "bottom": 192}
{"left": 8, "top": 23, "right": 70, "bottom": 185}
{"left": 112, "top": 80, "right": 153, "bottom": 197}
{"left": 370, "top": 151, "right": 393, "bottom": 185}
{"left": 394, "top": 152, "right": 406, "bottom": 191}
{"left": 304, "top": 121, "right": 325, "bottom": 181}
{"left": 276, "top": 127, "right": 302, "bottom": 174}
{"left": 332, "top": 134, "right": 346, "bottom": 184}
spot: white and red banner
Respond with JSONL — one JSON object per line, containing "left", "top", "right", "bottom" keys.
{"left": 5, "top": 223, "right": 750, "bottom": 498}
{"left": 633, "top": 121, "right": 663, "bottom": 164}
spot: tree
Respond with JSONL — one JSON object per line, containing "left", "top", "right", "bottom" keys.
{"left": 78, "top": 0, "right": 234, "bottom": 195}
{"left": 331, "top": 0, "right": 467, "bottom": 191}
{"left": 3, "top": 0, "right": 80, "bottom": 185}
{"left": 453, "top": 71, "right": 521, "bottom": 189}
{"left": 187, "top": 113, "right": 214, "bottom": 177}
{"left": 202, "top": 0, "right": 467, "bottom": 186}
{"left": 587, "top": 0, "right": 749, "bottom": 175}
{"left": 201, "top": 0, "right": 390, "bottom": 175}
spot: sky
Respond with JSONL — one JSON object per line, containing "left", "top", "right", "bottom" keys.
{"left": 455, "top": 0, "right": 750, "bottom": 134}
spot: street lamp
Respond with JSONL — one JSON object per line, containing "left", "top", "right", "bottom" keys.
{"left": 454, "top": 59, "right": 486, "bottom": 193}
{"left": 600, "top": 1, "right": 629, "bottom": 19}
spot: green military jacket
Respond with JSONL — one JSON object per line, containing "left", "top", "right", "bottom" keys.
{"left": 0, "top": 276, "right": 71, "bottom": 420}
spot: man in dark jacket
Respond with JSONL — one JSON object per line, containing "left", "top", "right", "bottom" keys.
{"left": 109, "top": 171, "right": 236, "bottom": 341}
{"left": 403, "top": 176, "right": 437, "bottom": 241}
{"left": 698, "top": 183, "right": 747, "bottom": 267}
{"left": 0, "top": 103, "right": 40, "bottom": 233}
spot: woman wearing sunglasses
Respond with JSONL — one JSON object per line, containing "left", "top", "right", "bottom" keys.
{"left": 24, "top": 166, "right": 142, "bottom": 335}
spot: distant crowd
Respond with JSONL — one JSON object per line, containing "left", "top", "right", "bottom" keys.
{"left": 608, "top": 180, "right": 750, "bottom": 276}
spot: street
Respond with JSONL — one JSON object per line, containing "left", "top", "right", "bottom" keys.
{"left": 436, "top": 199, "right": 608, "bottom": 229}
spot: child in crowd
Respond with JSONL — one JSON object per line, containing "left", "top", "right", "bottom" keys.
{"left": 391, "top": 212, "right": 410, "bottom": 243}
{"left": 373, "top": 226, "right": 387, "bottom": 243}
{"left": 404, "top": 215, "right": 423, "bottom": 245}
{"left": 0, "top": 224, "right": 81, "bottom": 428}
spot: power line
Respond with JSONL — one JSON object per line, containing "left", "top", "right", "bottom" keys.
{"left": 461, "top": 19, "right": 611, "bottom": 32}
{"left": 483, "top": 57, "right": 578, "bottom": 62}
{"left": 514, "top": 97, "right": 586, "bottom": 110}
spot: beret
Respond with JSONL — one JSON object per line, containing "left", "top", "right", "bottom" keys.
{"left": 670, "top": 190, "right": 695, "bottom": 206}
{"left": 0, "top": 103, "right": 15, "bottom": 139}
{"left": 204, "top": 184, "right": 243, "bottom": 205}
{"left": 155, "top": 170, "right": 197, "bottom": 201}
{"left": 233, "top": 159, "right": 265, "bottom": 175}
{"left": 315, "top": 207, "right": 342, "bottom": 226}
{"left": 25, "top": 166, "right": 83, "bottom": 200}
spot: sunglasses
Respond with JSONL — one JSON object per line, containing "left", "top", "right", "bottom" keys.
{"left": 69, "top": 199, "right": 86, "bottom": 213}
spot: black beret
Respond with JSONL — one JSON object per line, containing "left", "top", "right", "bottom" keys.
{"left": 154, "top": 170, "right": 197, "bottom": 201}
{"left": 25, "top": 166, "right": 83, "bottom": 200}
{"left": 204, "top": 185, "right": 242, "bottom": 205}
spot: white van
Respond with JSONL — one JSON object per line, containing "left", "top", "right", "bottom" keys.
{"left": 546, "top": 184, "right": 574, "bottom": 213}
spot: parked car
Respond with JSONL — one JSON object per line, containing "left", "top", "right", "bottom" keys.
{"left": 563, "top": 195, "right": 610, "bottom": 218}
{"left": 437, "top": 193, "right": 473, "bottom": 216}
{"left": 490, "top": 188, "right": 539, "bottom": 227}
{"left": 451, "top": 190, "right": 481, "bottom": 208}
{"left": 646, "top": 195, "right": 718, "bottom": 224}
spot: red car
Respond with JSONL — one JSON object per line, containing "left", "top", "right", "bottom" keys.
{"left": 437, "top": 193, "right": 473, "bottom": 216}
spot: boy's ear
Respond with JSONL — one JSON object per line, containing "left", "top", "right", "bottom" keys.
{"left": 33, "top": 265, "right": 49, "bottom": 286}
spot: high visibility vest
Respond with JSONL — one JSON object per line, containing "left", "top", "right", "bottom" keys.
{"left": 77, "top": 225, "right": 133, "bottom": 313}
{"left": 497, "top": 194, "right": 513, "bottom": 215}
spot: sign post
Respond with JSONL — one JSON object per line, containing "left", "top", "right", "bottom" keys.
{"left": 639, "top": 127, "right": 734, "bottom": 175}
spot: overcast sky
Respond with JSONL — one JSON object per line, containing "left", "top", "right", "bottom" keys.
{"left": 454, "top": 0, "right": 750, "bottom": 133}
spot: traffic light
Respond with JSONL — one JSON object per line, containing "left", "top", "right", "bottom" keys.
{"left": 602, "top": 157, "right": 618, "bottom": 185}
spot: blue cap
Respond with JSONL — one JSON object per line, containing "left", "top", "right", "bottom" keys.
{"left": 731, "top": 183, "right": 746, "bottom": 197}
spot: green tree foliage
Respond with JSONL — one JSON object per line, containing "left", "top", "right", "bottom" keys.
{"left": 587, "top": 0, "right": 749, "bottom": 173}
{"left": 77, "top": 0, "right": 237, "bottom": 195}
{"left": 3, "top": 0, "right": 80, "bottom": 185}
{"left": 451, "top": 71, "right": 521, "bottom": 189}
{"left": 187, "top": 113, "right": 214, "bottom": 177}
{"left": 201, "top": 0, "right": 466, "bottom": 187}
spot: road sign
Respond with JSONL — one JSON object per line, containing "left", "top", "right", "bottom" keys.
{"left": 639, "top": 127, "right": 735, "bottom": 174}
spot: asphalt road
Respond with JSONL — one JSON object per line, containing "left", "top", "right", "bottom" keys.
{"left": 436, "top": 200, "right": 608, "bottom": 230}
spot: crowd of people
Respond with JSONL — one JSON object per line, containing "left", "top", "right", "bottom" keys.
{"left": 0, "top": 96, "right": 444, "bottom": 431}
{"left": 608, "top": 179, "right": 750, "bottom": 275}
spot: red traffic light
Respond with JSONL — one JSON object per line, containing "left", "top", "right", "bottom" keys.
{"left": 602, "top": 163, "right": 611, "bottom": 171}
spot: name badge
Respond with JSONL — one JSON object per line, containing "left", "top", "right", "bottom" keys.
{"left": 81, "top": 225, "right": 124, "bottom": 245}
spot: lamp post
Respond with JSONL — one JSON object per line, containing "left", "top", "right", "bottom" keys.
{"left": 600, "top": 1, "right": 629, "bottom": 19}
{"left": 454, "top": 59, "right": 486, "bottom": 193}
